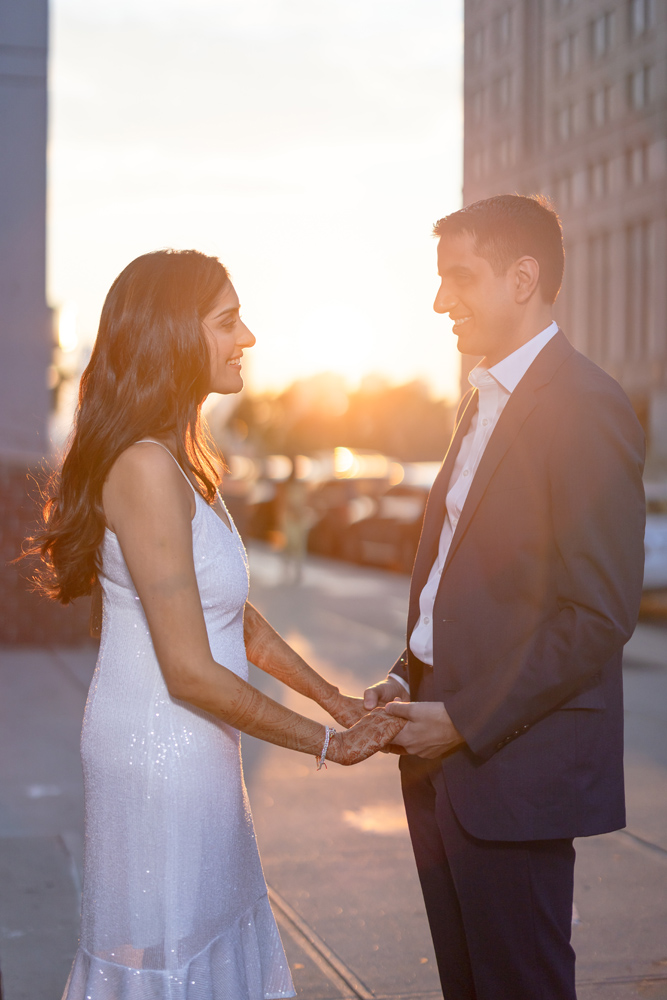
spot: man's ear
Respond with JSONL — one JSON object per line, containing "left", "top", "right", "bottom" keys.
{"left": 513, "top": 256, "right": 540, "bottom": 304}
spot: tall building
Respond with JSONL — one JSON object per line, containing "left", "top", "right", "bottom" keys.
{"left": 463, "top": 0, "right": 667, "bottom": 455}
{"left": 0, "top": 2, "right": 90, "bottom": 641}
{"left": 0, "top": 0, "right": 50, "bottom": 460}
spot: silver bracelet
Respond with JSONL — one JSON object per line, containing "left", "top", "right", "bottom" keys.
{"left": 316, "top": 726, "right": 337, "bottom": 770}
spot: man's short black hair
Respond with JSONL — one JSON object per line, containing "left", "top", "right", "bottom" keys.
{"left": 433, "top": 194, "right": 565, "bottom": 304}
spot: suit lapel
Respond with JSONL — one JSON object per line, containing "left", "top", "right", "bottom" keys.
{"left": 408, "top": 388, "right": 478, "bottom": 628}
{"left": 442, "top": 330, "right": 574, "bottom": 576}
{"left": 405, "top": 330, "right": 573, "bottom": 665}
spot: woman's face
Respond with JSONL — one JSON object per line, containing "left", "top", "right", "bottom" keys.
{"left": 201, "top": 281, "right": 255, "bottom": 395}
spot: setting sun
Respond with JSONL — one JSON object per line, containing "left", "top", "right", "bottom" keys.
{"left": 48, "top": 0, "right": 464, "bottom": 410}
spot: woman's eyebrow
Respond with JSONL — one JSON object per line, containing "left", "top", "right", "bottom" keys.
{"left": 212, "top": 305, "right": 240, "bottom": 321}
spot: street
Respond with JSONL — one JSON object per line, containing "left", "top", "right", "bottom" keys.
{"left": 0, "top": 543, "right": 666, "bottom": 999}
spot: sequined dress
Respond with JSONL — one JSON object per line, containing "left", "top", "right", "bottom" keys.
{"left": 61, "top": 443, "right": 295, "bottom": 1000}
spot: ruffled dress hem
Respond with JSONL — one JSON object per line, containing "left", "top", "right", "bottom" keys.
{"left": 61, "top": 894, "right": 296, "bottom": 1000}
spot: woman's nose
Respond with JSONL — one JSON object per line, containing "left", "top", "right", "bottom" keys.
{"left": 239, "top": 322, "right": 256, "bottom": 348}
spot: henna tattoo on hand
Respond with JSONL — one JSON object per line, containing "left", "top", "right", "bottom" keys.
{"left": 244, "top": 602, "right": 343, "bottom": 713}
{"left": 237, "top": 603, "right": 404, "bottom": 763}
{"left": 326, "top": 709, "right": 407, "bottom": 766}
{"left": 325, "top": 692, "right": 368, "bottom": 729}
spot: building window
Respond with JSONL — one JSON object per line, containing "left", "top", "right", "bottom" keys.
{"left": 471, "top": 88, "right": 485, "bottom": 124}
{"left": 498, "top": 136, "right": 516, "bottom": 168}
{"left": 628, "top": 65, "right": 653, "bottom": 109}
{"left": 588, "top": 160, "right": 609, "bottom": 199}
{"left": 556, "top": 173, "right": 572, "bottom": 209}
{"left": 588, "top": 233, "right": 610, "bottom": 362}
{"left": 626, "top": 221, "right": 651, "bottom": 360}
{"left": 630, "top": 0, "right": 655, "bottom": 38}
{"left": 589, "top": 85, "right": 611, "bottom": 127}
{"left": 496, "top": 72, "right": 513, "bottom": 113}
{"left": 496, "top": 9, "right": 513, "bottom": 48}
{"left": 590, "top": 11, "right": 614, "bottom": 58}
{"left": 471, "top": 27, "right": 485, "bottom": 65}
{"left": 555, "top": 34, "right": 575, "bottom": 78}
{"left": 555, "top": 104, "right": 575, "bottom": 142}
{"left": 627, "top": 144, "right": 649, "bottom": 185}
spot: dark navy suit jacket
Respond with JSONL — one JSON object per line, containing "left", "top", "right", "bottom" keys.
{"left": 392, "top": 331, "right": 646, "bottom": 842}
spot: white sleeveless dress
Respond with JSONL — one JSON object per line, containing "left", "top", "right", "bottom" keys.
{"left": 62, "top": 442, "right": 295, "bottom": 1000}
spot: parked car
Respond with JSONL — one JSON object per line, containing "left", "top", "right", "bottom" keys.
{"left": 307, "top": 477, "right": 385, "bottom": 559}
{"left": 343, "top": 473, "right": 667, "bottom": 590}
{"left": 340, "top": 483, "right": 429, "bottom": 573}
{"left": 643, "top": 483, "right": 667, "bottom": 590}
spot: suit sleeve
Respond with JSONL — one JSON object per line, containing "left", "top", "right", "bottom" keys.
{"left": 444, "top": 382, "right": 646, "bottom": 760}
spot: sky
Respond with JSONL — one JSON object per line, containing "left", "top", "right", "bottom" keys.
{"left": 48, "top": 0, "right": 464, "bottom": 400}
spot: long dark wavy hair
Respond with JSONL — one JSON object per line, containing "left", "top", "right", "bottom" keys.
{"left": 31, "top": 248, "right": 229, "bottom": 604}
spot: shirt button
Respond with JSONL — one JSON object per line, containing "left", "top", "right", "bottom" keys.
{"left": 424, "top": 616, "right": 430, "bottom": 625}
{"left": 463, "top": 469, "right": 469, "bottom": 477}
{"left": 482, "top": 419, "right": 488, "bottom": 426}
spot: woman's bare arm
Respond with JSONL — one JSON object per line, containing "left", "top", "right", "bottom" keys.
{"left": 102, "top": 443, "right": 403, "bottom": 764}
{"left": 243, "top": 603, "right": 367, "bottom": 728}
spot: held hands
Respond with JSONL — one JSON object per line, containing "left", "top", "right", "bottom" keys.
{"left": 383, "top": 700, "right": 465, "bottom": 759}
{"left": 321, "top": 675, "right": 407, "bottom": 730}
{"left": 332, "top": 673, "right": 465, "bottom": 760}
{"left": 325, "top": 708, "right": 407, "bottom": 766}
{"left": 363, "top": 675, "right": 407, "bottom": 710}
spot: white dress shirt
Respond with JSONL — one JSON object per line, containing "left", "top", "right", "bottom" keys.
{"left": 392, "top": 321, "right": 558, "bottom": 684}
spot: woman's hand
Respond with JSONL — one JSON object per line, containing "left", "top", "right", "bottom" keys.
{"left": 325, "top": 708, "right": 406, "bottom": 766}
{"left": 319, "top": 689, "right": 368, "bottom": 729}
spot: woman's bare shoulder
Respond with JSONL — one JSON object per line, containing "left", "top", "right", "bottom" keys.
{"left": 104, "top": 440, "right": 194, "bottom": 528}
{"left": 107, "top": 440, "right": 181, "bottom": 485}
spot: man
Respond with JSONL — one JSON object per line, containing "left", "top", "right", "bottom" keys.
{"left": 364, "top": 195, "right": 646, "bottom": 1000}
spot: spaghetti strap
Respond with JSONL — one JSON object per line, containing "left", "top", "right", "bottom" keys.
{"left": 135, "top": 438, "right": 198, "bottom": 496}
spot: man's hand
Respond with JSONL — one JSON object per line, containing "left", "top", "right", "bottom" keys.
{"left": 383, "top": 700, "right": 465, "bottom": 759}
{"left": 363, "top": 675, "right": 407, "bottom": 710}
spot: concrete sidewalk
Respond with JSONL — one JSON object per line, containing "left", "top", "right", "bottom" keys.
{"left": 1, "top": 549, "right": 667, "bottom": 999}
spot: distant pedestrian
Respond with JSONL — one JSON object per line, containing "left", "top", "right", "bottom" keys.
{"left": 277, "top": 465, "right": 311, "bottom": 584}
{"left": 30, "top": 249, "right": 403, "bottom": 999}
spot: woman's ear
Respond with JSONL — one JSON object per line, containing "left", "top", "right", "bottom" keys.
{"left": 513, "top": 255, "right": 540, "bottom": 304}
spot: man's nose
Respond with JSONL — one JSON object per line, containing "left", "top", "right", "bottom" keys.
{"left": 433, "top": 283, "right": 456, "bottom": 315}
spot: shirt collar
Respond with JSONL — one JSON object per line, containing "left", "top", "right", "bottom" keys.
{"left": 469, "top": 321, "right": 559, "bottom": 394}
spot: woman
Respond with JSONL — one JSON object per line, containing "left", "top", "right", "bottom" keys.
{"left": 33, "top": 249, "right": 404, "bottom": 999}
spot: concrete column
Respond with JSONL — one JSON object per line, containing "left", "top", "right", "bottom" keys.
{"left": 648, "top": 215, "right": 667, "bottom": 458}
{"left": 650, "top": 215, "right": 667, "bottom": 362}
{"left": 0, "top": 0, "right": 50, "bottom": 462}
{"left": 607, "top": 227, "right": 626, "bottom": 367}
{"left": 568, "top": 240, "right": 588, "bottom": 355}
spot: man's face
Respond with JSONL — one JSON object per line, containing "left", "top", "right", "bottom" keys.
{"left": 434, "top": 231, "right": 519, "bottom": 364}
